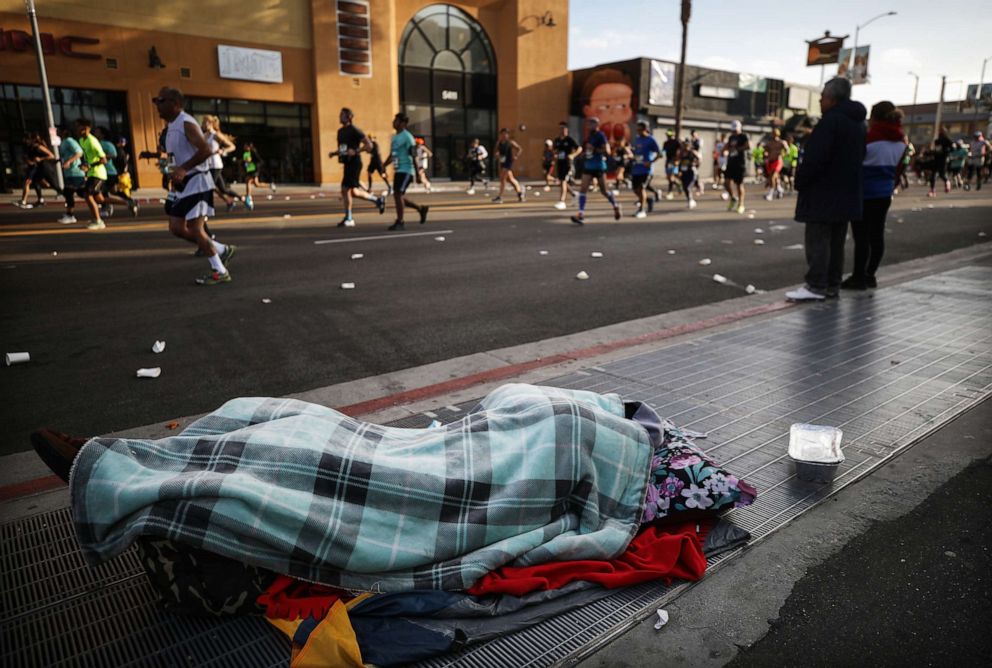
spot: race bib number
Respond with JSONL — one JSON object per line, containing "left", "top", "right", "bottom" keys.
{"left": 558, "top": 151, "right": 567, "bottom": 160}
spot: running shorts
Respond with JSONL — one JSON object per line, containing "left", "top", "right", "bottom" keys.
{"left": 79, "top": 177, "right": 105, "bottom": 197}
{"left": 165, "top": 189, "right": 214, "bottom": 221}
{"left": 393, "top": 171, "right": 414, "bottom": 195}
{"left": 631, "top": 173, "right": 652, "bottom": 189}
{"left": 542, "top": 160, "right": 553, "bottom": 172}
{"left": 106, "top": 174, "right": 119, "bottom": 190}
{"left": 764, "top": 158, "right": 783, "bottom": 176}
{"left": 501, "top": 158, "right": 514, "bottom": 171}
{"left": 665, "top": 162, "right": 679, "bottom": 176}
{"left": 725, "top": 160, "right": 745, "bottom": 184}
{"left": 555, "top": 160, "right": 572, "bottom": 181}
{"left": 342, "top": 161, "right": 363, "bottom": 189}
{"left": 781, "top": 164, "right": 794, "bottom": 177}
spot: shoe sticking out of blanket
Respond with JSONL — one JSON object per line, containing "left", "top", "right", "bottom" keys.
{"left": 31, "top": 428, "right": 90, "bottom": 483}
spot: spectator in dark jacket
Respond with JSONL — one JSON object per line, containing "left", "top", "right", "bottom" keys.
{"left": 787, "top": 77, "right": 867, "bottom": 302}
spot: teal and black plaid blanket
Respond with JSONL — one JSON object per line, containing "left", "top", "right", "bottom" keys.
{"left": 71, "top": 384, "right": 653, "bottom": 591}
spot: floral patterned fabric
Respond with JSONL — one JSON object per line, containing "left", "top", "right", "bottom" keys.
{"left": 641, "top": 422, "right": 757, "bottom": 524}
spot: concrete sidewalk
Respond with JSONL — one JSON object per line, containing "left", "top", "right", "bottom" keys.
{"left": 1, "top": 243, "right": 990, "bottom": 667}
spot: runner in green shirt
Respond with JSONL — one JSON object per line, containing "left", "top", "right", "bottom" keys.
{"left": 75, "top": 118, "right": 109, "bottom": 230}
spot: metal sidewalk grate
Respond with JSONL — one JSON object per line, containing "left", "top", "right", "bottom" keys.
{"left": 1, "top": 267, "right": 990, "bottom": 668}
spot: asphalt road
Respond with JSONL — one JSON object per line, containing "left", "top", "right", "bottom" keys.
{"left": 1, "top": 185, "right": 990, "bottom": 455}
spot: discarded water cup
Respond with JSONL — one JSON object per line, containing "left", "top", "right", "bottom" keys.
{"left": 576, "top": 270, "right": 589, "bottom": 280}
{"left": 151, "top": 340, "right": 166, "bottom": 354}
{"left": 712, "top": 273, "right": 728, "bottom": 284}
{"left": 5, "top": 352, "right": 30, "bottom": 366}
{"left": 136, "top": 367, "right": 162, "bottom": 379}
{"left": 590, "top": 251, "right": 604, "bottom": 258}
{"left": 745, "top": 284, "right": 757, "bottom": 294}
{"left": 753, "top": 239, "right": 765, "bottom": 245}
{"left": 667, "top": 250, "right": 676, "bottom": 255}
{"left": 539, "top": 250, "right": 549, "bottom": 255}
{"left": 434, "top": 236, "right": 446, "bottom": 241}
{"left": 698, "top": 258, "right": 711, "bottom": 266}
{"left": 351, "top": 253, "right": 364, "bottom": 260}
{"left": 341, "top": 282, "right": 356, "bottom": 289}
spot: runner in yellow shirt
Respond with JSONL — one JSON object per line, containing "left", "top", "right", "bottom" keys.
{"left": 75, "top": 118, "right": 109, "bottom": 230}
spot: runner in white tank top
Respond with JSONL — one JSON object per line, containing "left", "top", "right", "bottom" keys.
{"left": 154, "top": 87, "right": 236, "bottom": 286}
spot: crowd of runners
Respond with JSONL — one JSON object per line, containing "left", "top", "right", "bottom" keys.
{"left": 7, "top": 84, "right": 992, "bottom": 285}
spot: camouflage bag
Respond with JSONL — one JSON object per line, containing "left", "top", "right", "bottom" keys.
{"left": 135, "top": 537, "right": 276, "bottom": 617}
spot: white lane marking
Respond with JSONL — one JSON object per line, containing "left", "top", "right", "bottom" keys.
{"left": 314, "top": 229, "right": 455, "bottom": 245}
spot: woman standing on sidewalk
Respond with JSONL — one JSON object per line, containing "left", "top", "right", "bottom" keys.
{"left": 842, "top": 101, "right": 906, "bottom": 291}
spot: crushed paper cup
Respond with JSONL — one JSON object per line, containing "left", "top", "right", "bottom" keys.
{"left": 283, "top": 214, "right": 292, "bottom": 219}
{"left": 266, "top": 194, "right": 273, "bottom": 200}
{"left": 712, "top": 273, "right": 728, "bottom": 284}
{"left": 284, "top": 196, "right": 291, "bottom": 201}
{"left": 654, "top": 609, "right": 670, "bottom": 629}
{"left": 309, "top": 195, "right": 316, "bottom": 199}
{"left": 698, "top": 258, "right": 712, "bottom": 266}
{"left": 979, "top": 232, "right": 988, "bottom": 238}
{"left": 784, "top": 243, "right": 804, "bottom": 250}
{"left": 340, "top": 282, "right": 356, "bottom": 289}
{"left": 591, "top": 251, "right": 604, "bottom": 258}
{"left": 539, "top": 250, "right": 549, "bottom": 255}
{"left": 434, "top": 236, "right": 446, "bottom": 241}
{"left": 51, "top": 251, "right": 58, "bottom": 256}
{"left": 667, "top": 250, "right": 676, "bottom": 255}
{"left": 151, "top": 340, "right": 166, "bottom": 354}
{"left": 754, "top": 228, "right": 764, "bottom": 234}
{"left": 576, "top": 271, "right": 589, "bottom": 280}
{"left": 754, "top": 239, "right": 765, "bottom": 245}
{"left": 136, "top": 367, "right": 161, "bottom": 378}
{"left": 769, "top": 224, "right": 789, "bottom": 231}
{"left": 5, "top": 352, "right": 30, "bottom": 366}
{"left": 261, "top": 298, "right": 272, "bottom": 304}
{"left": 746, "top": 284, "right": 757, "bottom": 294}
{"left": 747, "top": 213, "right": 755, "bottom": 219}
{"left": 351, "top": 253, "right": 364, "bottom": 260}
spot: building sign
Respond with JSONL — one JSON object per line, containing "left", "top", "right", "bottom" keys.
{"left": 967, "top": 83, "right": 992, "bottom": 108}
{"left": 738, "top": 73, "right": 767, "bottom": 93}
{"left": 787, "top": 87, "right": 811, "bottom": 110}
{"left": 441, "top": 90, "right": 458, "bottom": 101}
{"left": 648, "top": 60, "right": 676, "bottom": 106}
{"left": 217, "top": 45, "right": 283, "bottom": 83}
{"left": 805, "top": 33, "right": 845, "bottom": 66}
{"left": 572, "top": 62, "right": 639, "bottom": 145}
{"left": 338, "top": 0, "right": 372, "bottom": 77}
{"left": 698, "top": 85, "right": 736, "bottom": 100}
{"left": 0, "top": 28, "right": 100, "bottom": 59}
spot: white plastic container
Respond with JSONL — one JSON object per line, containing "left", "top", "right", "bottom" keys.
{"left": 788, "top": 423, "right": 844, "bottom": 483}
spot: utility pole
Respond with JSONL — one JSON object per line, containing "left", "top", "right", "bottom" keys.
{"left": 907, "top": 71, "right": 919, "bottom": 143}
{"left": 24, "top": 0, "right": 64, "bottom": 191}
{"left": 973, "top": 56, "right": 991, "bottom": 129}
{"left": 933, "top": 75, "right": 946, "bottom": 143}
{"left": 673, "top": 0, "right": 690, "bottom": 139}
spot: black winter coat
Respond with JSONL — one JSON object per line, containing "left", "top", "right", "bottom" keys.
{"left": 794, "top": 99, "right": 867, "bottom": 224}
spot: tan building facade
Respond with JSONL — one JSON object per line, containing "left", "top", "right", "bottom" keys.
{"left": 0, "top": 0, "right": 569, "bottom": 188}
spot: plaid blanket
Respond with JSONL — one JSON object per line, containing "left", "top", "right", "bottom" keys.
{"left": 71, "top": 384, "right": 653, "bottom": 591}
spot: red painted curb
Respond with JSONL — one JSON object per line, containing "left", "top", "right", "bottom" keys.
{"left": 2, "top": 300, "right": 792, "bottom": 503}
{"left": 338, "top": 300, "right": 793, "bottom": 416}
{"left": 0, "top": 474, "right": 65, "bottom": 503}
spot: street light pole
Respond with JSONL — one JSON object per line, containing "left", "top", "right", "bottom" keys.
{"left": 934, "top": 75, "right": 946, "bottom": 143}
{"left": 673, "top": 0, "right": 690, "bottom": 139}
{"left": 907, "top": 71, "right": 920, "bottom": 144}
{"left": 848, "top": 10, "right": 897, "bottom": 80}
{"left": 24, "top": 0, "right": 64, "bottom": 191}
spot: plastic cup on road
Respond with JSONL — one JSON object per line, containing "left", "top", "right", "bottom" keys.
{"left": 5, "top": 352, "right": 30, "bottom": 366}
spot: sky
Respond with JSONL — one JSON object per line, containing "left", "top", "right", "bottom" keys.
{"left": 568, "top": 0, "right": 992, "bottom": 108}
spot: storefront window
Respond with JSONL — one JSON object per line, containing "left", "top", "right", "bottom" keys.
{"left": 187, "top": 97, "right": 313, "bottom": 184}
{"left": 0, "top": 84, "right": 131, "bottom": 191}
{"left": 399, "top": 4, "right": 496, "bottom": 179}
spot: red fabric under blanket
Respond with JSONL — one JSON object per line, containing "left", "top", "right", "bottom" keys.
{"left": 467, "top": 520, "right": 710, "bottom": 597}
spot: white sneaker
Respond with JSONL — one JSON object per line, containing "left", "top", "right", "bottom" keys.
{"left": 554, "top": 201, "right": 567, "bottom": 210}
{"left": 665, "top": 192, "right": 674, "bottom": 201}
{"left": 688, "top": 198, "right": 697, "bottom": 209}
{"left": 737, "top": 205, "right": 746, "bottom": 214}
{"left": 785, "top": 286, "right": 826, "bottom": 302}
{"left": 270, "top": 183, "right": 277, "bottom": 192}
{"left": 634, "top": 210, "right": 647, "bottom": 219}
{"left": 764, "top": 192, "right": 774, "bottom": 201}
{"left": 466, "top": 188, "right": 476, "bottom": 195}
{"left": 344, "top": 219, "right": 356, "bottom": 227}
{"left": 58, "top": 214, "right": 77, "bottom": 224}
{"left": 86, "top": 219, "right": 106, "bottom": 230}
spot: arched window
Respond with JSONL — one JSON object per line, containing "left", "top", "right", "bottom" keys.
{"left": 399, "top": 4, "right": 497, "bottom": 179}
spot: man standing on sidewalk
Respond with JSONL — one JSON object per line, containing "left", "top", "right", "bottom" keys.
{"left": 155, "top": 87, "right": 236, "bottom": 286}
{"left": 786, "top": 77, "right": 866, "bottom": 302}
{"left": 383, "top": 112, "right": 428, "bottom": 231}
